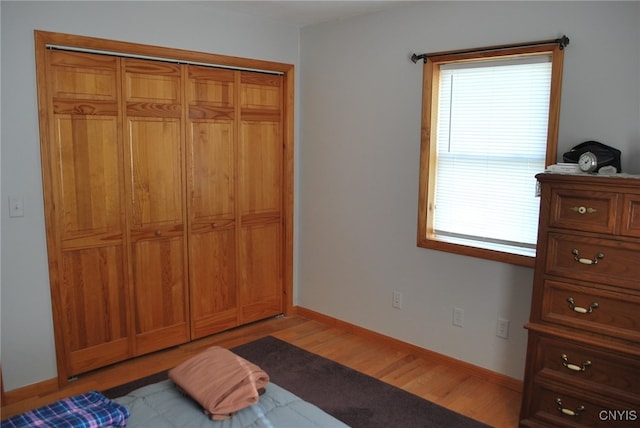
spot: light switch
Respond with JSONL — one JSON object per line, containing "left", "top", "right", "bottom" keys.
{"left": 9, "top": 195, "right": 24, "bottom": 217}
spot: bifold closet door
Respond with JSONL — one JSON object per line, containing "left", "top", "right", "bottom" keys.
{"left": 188, "top": 68, "right": 284, "bottom": 337}
{"left": 43, "top": 50, "right": 132, "bottom": 378}
{"left": 40, "top": 43, "right": 288, "bottom": 380}
{"left": 238, "top": 72, "right": 284, "bottom": 324}
{"left": 187, "top": 66, "right": 238, "bottom": 339}
{"left": 123, "top": 59, "right": 190, "bottom": 355}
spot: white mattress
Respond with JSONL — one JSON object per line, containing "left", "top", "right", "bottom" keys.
{"left": 113, "top": 380, "right": 349, "bottom": 428}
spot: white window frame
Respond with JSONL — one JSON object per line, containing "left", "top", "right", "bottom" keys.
{"left": 417, "top": 44, "right": 565, "bottom": 267}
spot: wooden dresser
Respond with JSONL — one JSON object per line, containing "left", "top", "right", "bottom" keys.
{"left": 520, "top": 173, "right": 640, "bottom": 427}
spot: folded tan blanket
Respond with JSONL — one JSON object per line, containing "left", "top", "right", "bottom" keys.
{"left": 168, "top": 346, "right": 270, "bottom": 420}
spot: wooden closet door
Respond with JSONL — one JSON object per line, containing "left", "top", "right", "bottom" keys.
{"left": 123, "top": 59, "right": 190, "bottom": 355}
{"left": 187, "top": 66, "right": 238, "bottom": 338}
{"left": 238, "top": 72, "right": 284, "bottom": 323}
{"left": 44, "top": 50, "right": 132, "bottom": 378}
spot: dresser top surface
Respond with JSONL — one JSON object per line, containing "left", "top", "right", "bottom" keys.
{"left": 536, "top": 172, "right": 640, "bottom": 187}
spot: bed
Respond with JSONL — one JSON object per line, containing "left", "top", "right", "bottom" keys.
{"left": 2, "top": 346, "right": 349, "bottom": 428}
{"left": 113, "top": 379, "right": 349, "bottom": 428}
{"left": 1, "top": 382, "right": 347, "bottom": 428}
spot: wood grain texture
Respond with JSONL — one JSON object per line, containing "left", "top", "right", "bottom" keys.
{"left": 42, "top": 50, "right": 133, "bottom": 379}
{"left": 520, "top": 174, "right": 640, "bottom": 427}
{"left": 34, "top": 29, "right": 292, "bottom": 389}
{"left": 124, "top": 57, "right": 190, "bottom": 358}
{"left": 622, "top": 194, "right": 640, "bottom": 237}
{"left": 236, "top": 74, "right": 284, "bottom": 324}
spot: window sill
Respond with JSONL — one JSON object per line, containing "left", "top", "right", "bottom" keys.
{"left": 417, "top": 235, "right": 535, "bottom": 268}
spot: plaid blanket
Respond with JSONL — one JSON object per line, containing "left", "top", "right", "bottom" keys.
{"left": 1, "top": 391, "right": 130, "bottom": 428}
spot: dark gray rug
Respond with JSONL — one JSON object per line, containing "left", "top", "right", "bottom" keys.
{"left": 104, "top": 336, "right": 489, "bottom": 427}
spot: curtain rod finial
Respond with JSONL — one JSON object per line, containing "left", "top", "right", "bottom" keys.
{"left": 558, "top": 35, "right": 570, "bottom": 49}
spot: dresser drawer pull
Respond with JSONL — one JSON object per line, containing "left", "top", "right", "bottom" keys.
{"left": 572, "top": 248, "right": 604, "bottom": 265}
{"left": 566, "top": 297, "right": 599, "bottom": 314}
{"left": 561, "top": 354, "right": 591, "bottom": 371}
{"left": 555, "top": 398, "right": 585, "bottom": 417}
{"left": 571, "top": 205, "right": 597, "bottom": 214}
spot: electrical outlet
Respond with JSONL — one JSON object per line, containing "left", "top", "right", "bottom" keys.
{"left": 392, "top": 291, "right": 403, "bottom": 309}
{"left": 496, "top": 318, "right": 510, "bottom": 339}
{"left": 453, "top": 307, "right": 464, "bottom": 327}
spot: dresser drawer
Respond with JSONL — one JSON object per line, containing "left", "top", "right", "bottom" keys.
{"left": 549, "top": 188, "right": 618, "bottom": 234}
{"left": 541, "top": 280, "right": 640, "bottom": 342}
{"left": 529, "top": 381, "right": 638, "bottom": 427}
{"left": 622, "top": 194, "right": 640, "bottom": 238}
{"left": 546, "top": 233, "right": 640, "bottom": 291}
{"left": 534, "top": 335, "right": 640, "bottom": 398}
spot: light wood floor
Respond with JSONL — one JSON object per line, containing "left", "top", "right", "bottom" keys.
{"left": 1, "top": 315, "right": 521, "bottom": 427}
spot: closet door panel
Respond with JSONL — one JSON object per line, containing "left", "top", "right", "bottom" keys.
{"left": 189, "top": 227, "right": 237, "bottom": 338}
{"left": 44, "top": 50, "right": 132, "bottom": 379}
{"left": 190, "top": 120, "right": 235, "bottom": 220}
{"left": 189, "top": 66, "right": 234, "bottom": 109}
{"left": 237, "top": 72, "right": 283, "bottom": 323}
{"left": 187, "top": 66, "right": 239, "bottom": 338}
{"left": 131, "top": 236, "right": 188, "bottom": 354}
{"left": 240, "top": 73, "right": 281, "bottom": 110}
{"left": 125, "top": 60, "right": 181, "bottom": 106}
{"left": 239, "top": 121, "right": 282, "bottom": 216}
{"left": 49, "top": 50, "right": 118, "bottom": 101}
{"left": 56, "top": 116, "right": 122, "bottom": 237}
{"left": 188, "top": 120, "right": 237, "bottom": 338}
{"left": 239, "top": 72, "right": 282, "bottom": 218}
{"left": 55, "top": 115, "right": 130, "bottom": 374}
{"left": 127, "top": 118, "right": 188, "bottom": 352}
{"left": 124, "top": 59, "right": 189, "bottom": 354}
{"left": 61, "top": 246, "right": 129, "bottom": 374}
{"left": 239, "top": 221, "right": 282, "bottom": 323}
{"left": 238, "top": 121, "right": 283, "bottom": 322}
{"left": 128, "top": 118, "right": 183, "bottom": 227}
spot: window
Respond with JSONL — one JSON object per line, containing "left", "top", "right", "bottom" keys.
{"left": 417, "top": 43, "right": 565, "bottom": 267}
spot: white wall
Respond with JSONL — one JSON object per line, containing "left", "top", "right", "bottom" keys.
{"left": 0, "top": 0, "right": 300, "bottom": 391}
{"left": 298, "top": 1, "right": 640, "bottom": 380}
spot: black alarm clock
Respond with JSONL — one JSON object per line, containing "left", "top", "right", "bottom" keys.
{"left": 562, "top": 141, "right": 622, "bottom": 173}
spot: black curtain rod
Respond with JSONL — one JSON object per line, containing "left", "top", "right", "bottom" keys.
{"left": 411, "top": 35, "right": 569, "bottom": 64}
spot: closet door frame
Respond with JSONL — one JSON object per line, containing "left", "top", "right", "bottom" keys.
{"left": 35, "top": 30, "right": 294, "bottom": 385}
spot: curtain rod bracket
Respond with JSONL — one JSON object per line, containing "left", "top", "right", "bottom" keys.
{"left": 410, "top": 53, "right": 426, "bottom": 64}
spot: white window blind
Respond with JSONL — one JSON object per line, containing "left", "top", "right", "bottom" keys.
{"left": 433, "top": 55, "right": 552, "bottom": 256}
